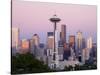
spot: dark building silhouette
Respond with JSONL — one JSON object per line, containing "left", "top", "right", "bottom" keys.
{"left": 60, "top": 24, "right": 66, "bottom": 45}
{"left": 47, "top": 32, "right": 54, "bottom": 36}
{"left": 63, "top": 43, "right": 70, "bottom": 60}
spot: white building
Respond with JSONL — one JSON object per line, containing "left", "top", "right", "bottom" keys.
{"left": 32, "top": 34, "right": 40, "bottom": 46}
{"left": 86, "top": 37, "right": 93, "bottom": 60}
{"left": 76, "top": 31, "right": 83, "bottom": 56}
{"left": 82, "top": 48, "right": 91, "bottom": 64}
{"left": 12, "top": 28, "right": 19, "bottom": 55}
{"left": 12, "top": 28, "right": 19, "bottom": 49}
{"left": 31, "top": 34, "right": 40, "bottom": 56}
{"left": 59, "top": 60, "right": 80, "bottom": 70}
{"left": 87, "top": 37, "right": 93, "bottom": 49}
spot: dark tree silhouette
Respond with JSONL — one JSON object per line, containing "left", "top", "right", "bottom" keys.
{"left": 11, "top": 53, "right": 53, "bottom": 74}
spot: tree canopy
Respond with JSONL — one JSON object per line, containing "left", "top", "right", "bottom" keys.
{"left": 11, "top": 53, "right": 52, "bottom": 74}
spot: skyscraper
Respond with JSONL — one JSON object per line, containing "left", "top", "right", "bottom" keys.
{"left": 48, "top": 32, "right": 54, "bottom": 37}
{"left": 20, "top": 39, "right": 30, "bottom": 54}
{"left": 82, "top": 38, "right": 86, "bottom": 49}
{"left": 76, "top": 31, "right": 83, "bottom": 55}
{"left": 31, "top": 34, "right": 40, "bottom": 56}
{"left": 30, "top": 39, "right": 35, "bottom": 54}
{"left": 12, "top": 28, "right": 19, "bottom": 49}
{"left": 82, "top": 48, "right": 87, "bottom": 64}
{"left": 60, "top": 24, "right": 66, "bottom": 45}
{"left": 32, "top": 34, "right": 40, "bottom": 46}
{"left": 86, "top": 37, "right": 93, "bottom": 61}
{"left": 87, "top": 37, "right": 93, "bottom": 49}
{"left": 12, "top": 28, "right": 19, "bottom": 55}
{"left": 82, "top": 48, "right": 91, "bottom": 64}
{"left": 30, "top": 34, "right": 40, "bottom": 55}
{"left": 63, "top": 43, "right": 70, "bottom": 60}
{"left": 21, "top": 39, "right": 29, "bottom": 49}
{"left": 69, "top": 35, "right": 75, "bottom": 50}
{"left": 47, "top": 32, "right": 54, "bottom": 49}
{"left": 46, "top": 32, "right": 54, "bottom": 68}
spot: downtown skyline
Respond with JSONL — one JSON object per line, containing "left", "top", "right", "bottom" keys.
{"left": 11, "top": 1, "right": 97, "bottom": 74}
{"left": 12, "top": 0, "right": 97, "bottom": 43}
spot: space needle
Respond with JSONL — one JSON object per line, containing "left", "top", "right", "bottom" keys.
{"left": 49, "top": 14, "right": 61, "bottom": 69}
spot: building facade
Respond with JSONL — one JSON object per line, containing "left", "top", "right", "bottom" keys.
{"left": 12, "top": 28, "right": 19, "bottom": 55}
{"left": 76, "top": 31, "right": 83, "bottom": 57}
{"left": 60, "top": 24, "right": 66, "bottom": 45}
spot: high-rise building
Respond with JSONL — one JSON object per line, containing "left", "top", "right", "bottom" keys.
{"left": 20, "top": 39, "right": 30, "bottom": 54}
{"left": 48, "top": 32, "right": 54, "bottom": 36}
{"left": 30, "top": 34, "right": 40, "bottom": 55}
{"left": 82, "top": 48, "right": 90, "bottom": 64}
{"left": 60, "top": 24, "right": 66, "bottom": 45}
{"left": 38, "top": 43, "right": 46, "bottom": 62}
{"left": 31, "top": 34, "right": 40, "bottom": 57}
{"left": 46, "top": 32, "right": 54, "bottom": 65}
{"left": 32, "top": 34, "right": 40, "bottom": 46}
{"left": 58, "top": 39, "right": 64, "bottom": 61}
{"left": 87, "top": 37, "right": 93, "bottom": 49}
{"left": 82, "top": 48, "right": 87, "bottom": 64}
{"left": 85, "top": 37, "right": 93, "bottom": 62}
{"left": 30, "top": 39, "right": 35, "bottom": 54}
{"left": 82, "top": 38, "right": 86, "bottom": 49}
{"left": 69, "top": 35, "right": 75, "bottom": 50}
{"left": 91, "top": 43, "right": 97, "bottom": 64}
{"left": 76, "top": 31, "right": 83, "bottom": 57}
{"left": 12, "top": 28, "right": 19, "bottom": 55}
{"left": 63, "top": 43, "right": 70, "bottom": 60}
{"left": 12, "top": 28, "right": 19, "bottom": 49}
{"left": 47, "top": 32, "right": 54, "bottom": 49}
{"left": 21, "top": 39, "right": 29, "bottom": 49}
{"left": 58, "top": 46, "right": 63, "bottom": 61}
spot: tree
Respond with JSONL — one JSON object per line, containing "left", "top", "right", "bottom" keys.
{"left": 11, "top": 53, "right": 53, "bottom": 74}
{"left": 64, "top": 65, "right": 74, "bottom": 71}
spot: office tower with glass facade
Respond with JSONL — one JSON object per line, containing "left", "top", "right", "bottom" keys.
{"left": 32, "top": 34, "right": 40, "bottom": 58}
{"left": 30, "top": 34, "right": 40, "bottom": 55}
{"left": 47, "top": 32, "right": 54, "bottom": 49}
{"left": 76, "top": 31, "right": 83, "bottom": 62}
{"left": 69, "top": 35, "right": 75, "bottom": 50}
{"left": 76, "top": 31, "right": 83, "bottom": 54}
{"left": 60, "top": 24, "right": 66, "bottom": 45}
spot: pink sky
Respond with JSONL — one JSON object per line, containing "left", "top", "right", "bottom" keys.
{"left": 12, "top": 0, "right": 97, "bottom": 43}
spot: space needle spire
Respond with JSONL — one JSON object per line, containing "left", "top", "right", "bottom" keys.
{"left": 49, "top": 14, "right": 61, "bottom": 69}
